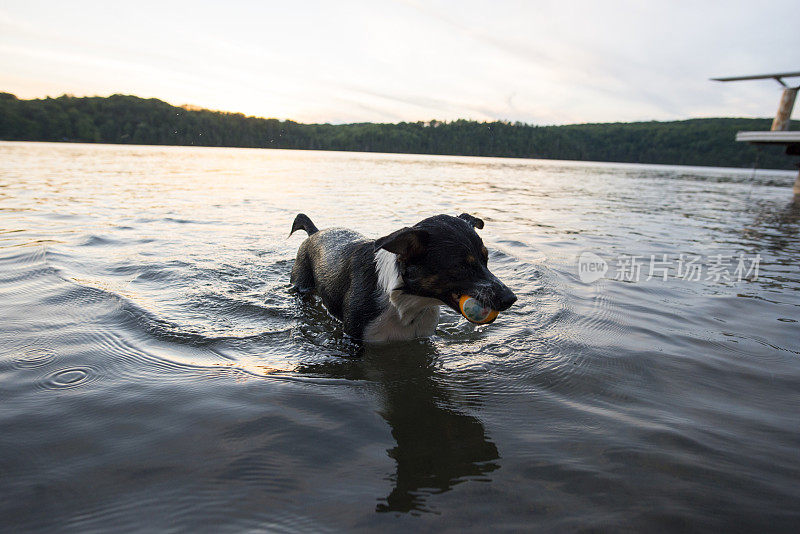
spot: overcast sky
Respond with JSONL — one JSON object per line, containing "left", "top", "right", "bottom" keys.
{"left": 0, "top": 0, "right": 797, "bottom": 124}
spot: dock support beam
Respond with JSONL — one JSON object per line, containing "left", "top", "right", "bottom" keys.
{"left": 794, "top": 169, "right": 800, "bottom": 197}
{"left": 772, "top": 88, "right": 797, "bottom": 131}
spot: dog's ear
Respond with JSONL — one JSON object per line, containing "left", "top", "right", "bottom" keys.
{"left": 458, "top": 213, "right": 484, "bottom": 229}
{"left": 374, "top": 227, "right": 429, "bottom": 260}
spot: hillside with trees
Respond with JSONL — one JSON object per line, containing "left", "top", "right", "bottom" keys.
{"left": 0, "top": 92, "right": 796, "bottom": 169}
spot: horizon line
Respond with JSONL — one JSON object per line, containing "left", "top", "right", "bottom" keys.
{"left": 1, "top": 90, "right": 781, "bottom": 128}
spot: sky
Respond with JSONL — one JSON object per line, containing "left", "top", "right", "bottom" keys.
{"left": 0, "top": 0, "right": 798, "bottom": 125}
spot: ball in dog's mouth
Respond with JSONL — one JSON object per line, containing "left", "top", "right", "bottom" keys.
{"left": 458, "top": 295, "right": 499, "bottom": 324}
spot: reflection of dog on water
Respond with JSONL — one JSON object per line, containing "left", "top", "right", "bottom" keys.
{"left": 296, "top": 343, "right": 500, "bottom": 514}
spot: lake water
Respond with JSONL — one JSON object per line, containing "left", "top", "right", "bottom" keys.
{"left": 1, "top": 141, "right": 799, "bottom": 532}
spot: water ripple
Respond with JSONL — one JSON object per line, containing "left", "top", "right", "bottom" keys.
{"left": 2, "top": 144, "right": 800, "bottom": 531}
{"left": 38, "top": 366, "right": 99, "bottom": 390}
{"left": 9, "top": 346, "right": 57, "bottom": 370}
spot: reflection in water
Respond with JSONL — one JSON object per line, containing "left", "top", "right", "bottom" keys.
{"left": 744, "top": 196, "right": 800, "bottom": 255}
{"left": 781, "top": 195, "right": 800, "bottom": 226}
{"left": 296, "top": 344, "right": 500, "bottom": 514}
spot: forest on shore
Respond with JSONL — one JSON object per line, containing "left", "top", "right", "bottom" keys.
{"left": 1, "top": 92, "right": 796, "bottom": 169}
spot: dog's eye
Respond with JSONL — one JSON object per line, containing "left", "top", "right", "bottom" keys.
{"left": 480, "top": 245, "right": 489, "bottom": 263}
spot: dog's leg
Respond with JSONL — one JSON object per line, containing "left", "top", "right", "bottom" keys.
{"left": 289, "top": 252, "right": 314, "bottom": 295}
{"left": 342, "top": 288, "right": 366, "bottom": 343}
{"left": 290, "top": 243, "right": 316, "bottom": 295}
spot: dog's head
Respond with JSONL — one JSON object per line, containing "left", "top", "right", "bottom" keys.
{"left": 374, "top": 213, "right": 517, "bottom": 315}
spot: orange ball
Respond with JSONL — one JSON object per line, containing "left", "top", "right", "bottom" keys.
{"left": 458, "top": 295, "right": 499, "bottom": 324}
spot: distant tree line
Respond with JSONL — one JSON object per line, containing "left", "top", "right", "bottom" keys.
{"left": 0, "top": 92, "right": 796, "bottom": 169}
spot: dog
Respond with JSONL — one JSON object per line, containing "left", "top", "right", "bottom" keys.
{"left": 289, "top": 213, "right": 517, "bottom": 342}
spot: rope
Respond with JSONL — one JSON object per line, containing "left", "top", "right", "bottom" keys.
{"left": 746, "top": 145, "right": 762, "bottom": 201}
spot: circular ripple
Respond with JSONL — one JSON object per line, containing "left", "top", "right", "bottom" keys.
{"left": 10, "top": 347, "right": 57, "bottom": 369}
{"left": 39, "top": 366, "right": 98, "bottom": 390}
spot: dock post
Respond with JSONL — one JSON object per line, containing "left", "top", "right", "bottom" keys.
{"left": 772, "top": 88, "right": 798, "bottom": 131}
{"left": 794, "top": 169, "right": 800, "bottom": 197}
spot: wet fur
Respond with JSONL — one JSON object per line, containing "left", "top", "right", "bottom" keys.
{"left": 364, "top": 250, "right": 441, "bottom": 341}
{"left": 290, "top": 213, "right": 516, "bottom": 343}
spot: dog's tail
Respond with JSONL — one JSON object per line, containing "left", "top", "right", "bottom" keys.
{"left": 289, "top": 213, "right": 319, "bottom": 237}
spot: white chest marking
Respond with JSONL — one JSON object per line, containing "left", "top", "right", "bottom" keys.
{"left": 364, "top": 249, "right": 442, "bottom": 342}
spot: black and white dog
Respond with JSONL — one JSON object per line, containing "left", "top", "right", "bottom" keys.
{"left": 289, "top": 213, "right": 517, "bottom": 343}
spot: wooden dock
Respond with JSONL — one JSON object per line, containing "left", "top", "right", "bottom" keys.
{"left": 735, "top": 131, "right": 800, "bottom": 145}
{"left": 713, "top": 71, "right": 800, "bottom": 195}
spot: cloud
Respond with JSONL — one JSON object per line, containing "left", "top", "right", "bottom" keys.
{"left": 0, "top": 0, "right": 797, "bottom": 124}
